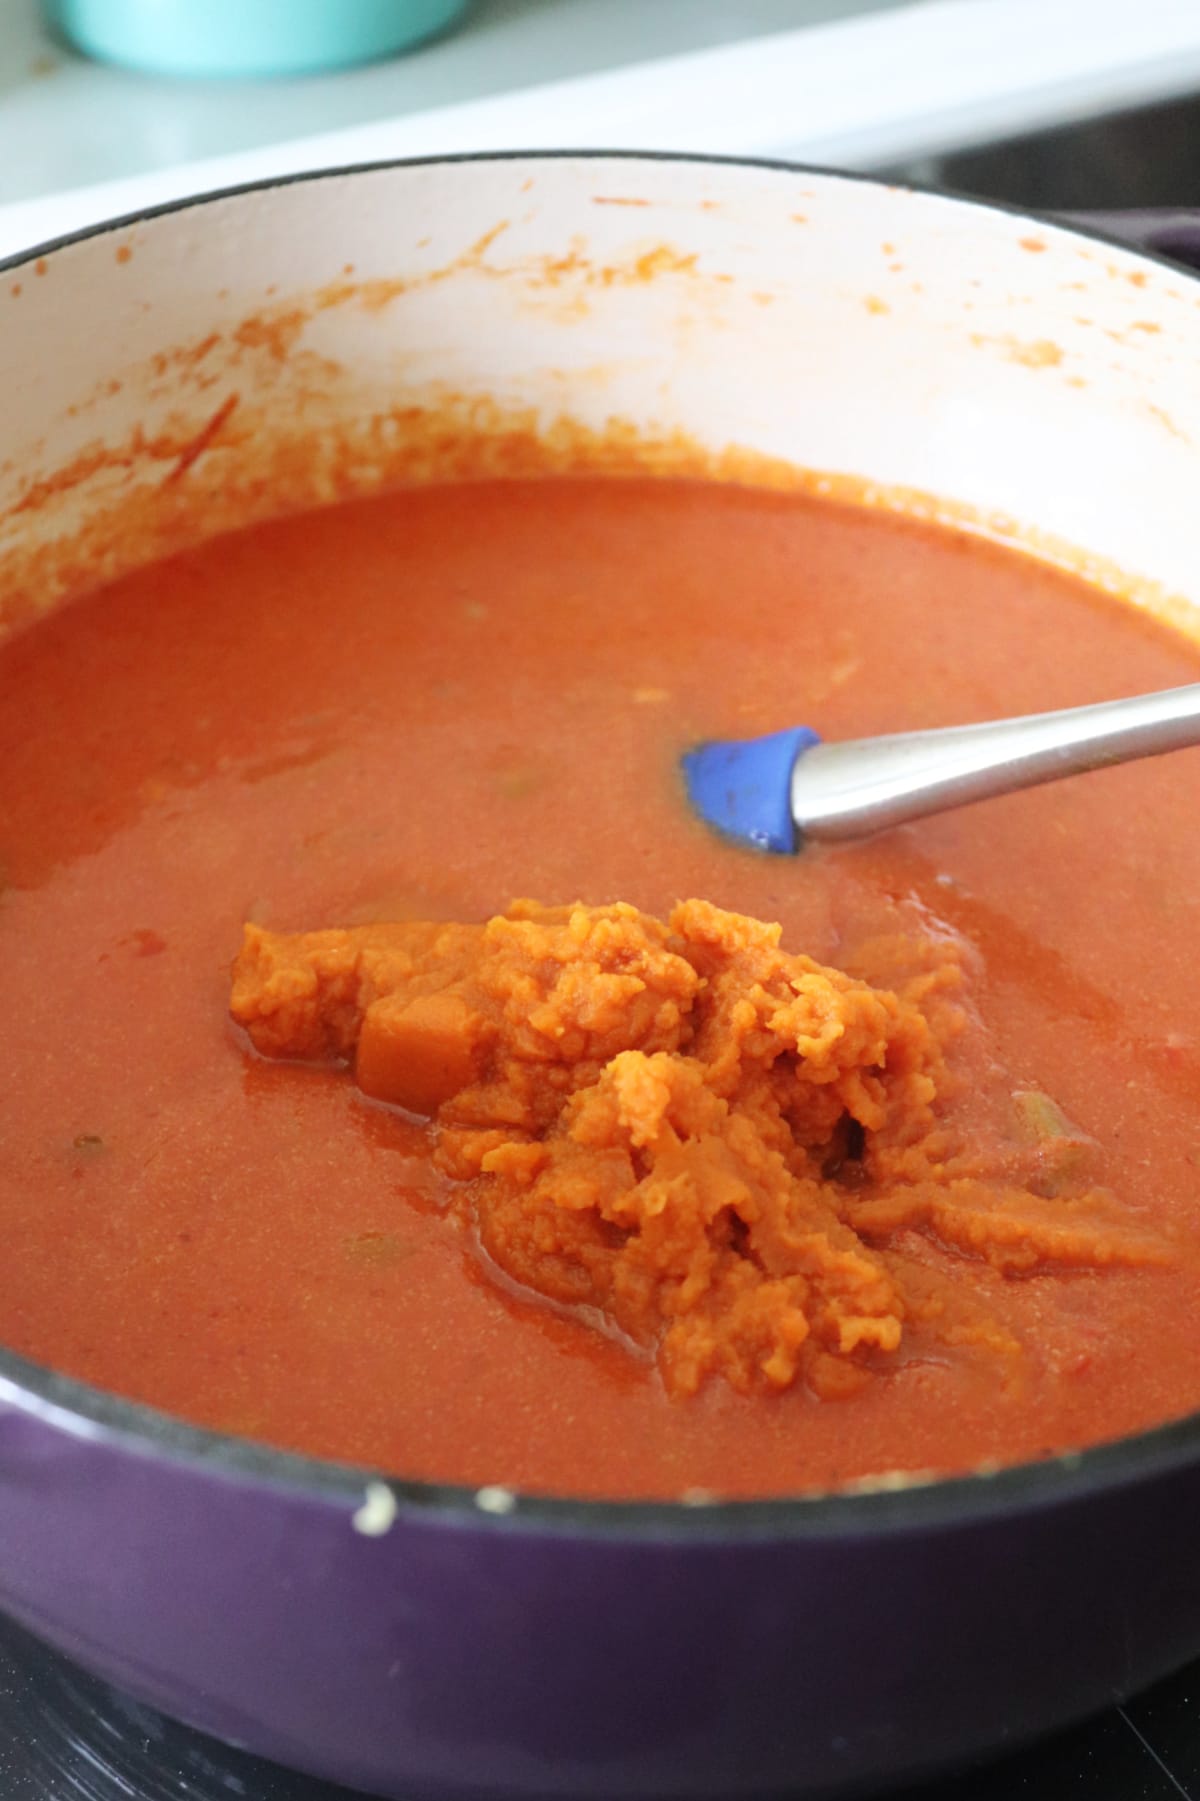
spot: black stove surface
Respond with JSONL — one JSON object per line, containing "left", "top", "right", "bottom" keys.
{"left": 3, "top": 1610, "right": 1200, "bottom": 1801}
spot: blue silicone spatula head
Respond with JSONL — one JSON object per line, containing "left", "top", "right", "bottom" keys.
{"left": 681, "top": 726, "right": 820, "bottom": 854}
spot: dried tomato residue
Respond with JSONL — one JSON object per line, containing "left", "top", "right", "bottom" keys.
{"left": 1146, "top": 402, "right": 1191, "bottom": 445}
{"left": 233, "top": 310, "right": 307, "bottom": 363}
{"left": 632, "top": 246, "right": 698, "bottom": 282}
{"left": 165, "top": 393, "right": 240, "bottom": 483}
{"left": 971, "top": 334, "right": 1064, "bottom": 369}
{"left": 151, "top": 332, "right": 221, "bottom": 380}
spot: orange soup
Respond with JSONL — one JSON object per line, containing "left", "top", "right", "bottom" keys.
{"left": 4, "top": 476, "right": 1200, "bottom": 1499}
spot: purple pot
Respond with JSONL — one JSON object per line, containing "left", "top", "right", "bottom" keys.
{"left": 7, "top": 1355, "right": 1200, "bottom": 1798}
{"left": 3, "top": 155, "right": 1200, "bottom": 1798}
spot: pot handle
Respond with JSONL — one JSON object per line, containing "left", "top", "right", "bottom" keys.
{"left": 1063, "top": 209, "right": 1200, "bottom": 274}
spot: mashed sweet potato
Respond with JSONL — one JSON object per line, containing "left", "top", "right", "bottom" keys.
{"left": 231, "top": 898, "right": 1162, "bottom": 1400}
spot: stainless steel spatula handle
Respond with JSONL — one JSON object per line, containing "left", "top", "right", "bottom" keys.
{"left": 792, "top": 681, "right": 1200, "bottom": 842}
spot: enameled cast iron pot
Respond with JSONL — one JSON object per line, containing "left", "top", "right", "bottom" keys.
{"left": 3, "top": 155, "right": 1200, "bottom": 1801}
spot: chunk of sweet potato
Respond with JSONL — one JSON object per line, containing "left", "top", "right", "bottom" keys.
{"left": 356, "top": 990, "right": 484, "bottom": 1116}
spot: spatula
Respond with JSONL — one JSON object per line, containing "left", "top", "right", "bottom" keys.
{"left": 682, "top": 682, "right": 1200, "bottom": 853}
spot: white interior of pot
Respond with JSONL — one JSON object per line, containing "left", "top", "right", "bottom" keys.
{"left": 2, "top": 154, "right": 1198, "bottom": 632}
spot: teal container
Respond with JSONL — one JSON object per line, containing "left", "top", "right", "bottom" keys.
{"left": 45, "top": 0, "right": 470, "bottom": 77}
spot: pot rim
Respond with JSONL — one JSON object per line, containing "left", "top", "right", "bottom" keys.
{"left": 4, "top": 146, "right": 1198, "bottom": 1544}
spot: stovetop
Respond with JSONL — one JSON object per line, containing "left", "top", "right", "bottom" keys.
{"left": 3, "top": 1610, "right": 1200, "bottom": 1801}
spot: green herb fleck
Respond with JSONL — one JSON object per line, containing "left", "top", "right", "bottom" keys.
{"left": 344, "top": 1231, "right": 411, "bottom": 1268}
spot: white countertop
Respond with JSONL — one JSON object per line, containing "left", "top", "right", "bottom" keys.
{"left": 1, "top": 0, "right": 911, "bottom": 202}
{"left": 2, "top": 0, "right": 1200, "bottom": 257}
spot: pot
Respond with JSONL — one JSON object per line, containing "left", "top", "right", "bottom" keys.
{"left": 2, "top": 154, "right": 1200, "bottom": 1801}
